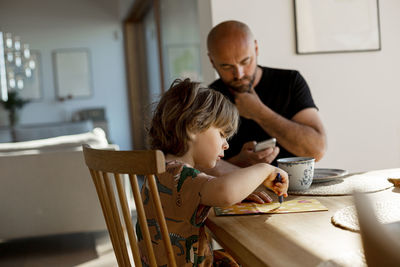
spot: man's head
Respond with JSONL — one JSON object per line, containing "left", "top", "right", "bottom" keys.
{"left": 149, "top": 78, "right": 239, "bottom": 156}
{"left": 207, "top": 20, "right": 259, "bottom": 93}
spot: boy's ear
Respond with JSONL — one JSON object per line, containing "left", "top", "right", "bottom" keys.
{"left": 187, "top": 129, "right": 196, "bottom": 141}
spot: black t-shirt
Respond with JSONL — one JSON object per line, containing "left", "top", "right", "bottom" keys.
{"left": 209, "top": 66, "right": 317, "bottom": 166}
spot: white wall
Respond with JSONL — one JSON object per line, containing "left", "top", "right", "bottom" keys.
{"left": 200, "top": 0, "right": 400, "bottom": 172}
{"left": 0, "top": 0, "right": 132, "bottom": 149}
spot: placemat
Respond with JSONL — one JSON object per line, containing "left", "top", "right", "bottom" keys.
{"left": 289, "top": 168, "right": 400, "bottom": 196}
{"left": 331, "top": 199, "right": 400, "bottom": 232}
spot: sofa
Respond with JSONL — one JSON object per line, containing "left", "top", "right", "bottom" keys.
{"left": 0, "top": 120, "right": 96, "bottom": 143}
{"left": 0, "top": 128, "right": 118, "bottom": 240}
{"left": 14, "top": 120, "right": 95, "bottom": 142}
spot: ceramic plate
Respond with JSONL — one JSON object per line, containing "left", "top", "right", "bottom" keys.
{"left": 313, "top": 168, "right": 348, "bottom": 183}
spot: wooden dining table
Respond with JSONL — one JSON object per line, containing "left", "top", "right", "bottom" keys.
{"left": 206, "top": 174, "right": 400, "bottom": 267}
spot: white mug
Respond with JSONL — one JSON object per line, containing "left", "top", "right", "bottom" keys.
{"left": 277, "top": 157, "right": 315, "bottom": 191}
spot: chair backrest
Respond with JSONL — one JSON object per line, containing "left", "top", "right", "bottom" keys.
{"left": 354, "top": 192, "right": 400, "bottom": 267}
{"left": 82, "top": 145, "right": 177, "bottom": 267}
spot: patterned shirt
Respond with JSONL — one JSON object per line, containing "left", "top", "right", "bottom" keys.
{"left": 137, "top": 160, "right": 214, "bottom": 266}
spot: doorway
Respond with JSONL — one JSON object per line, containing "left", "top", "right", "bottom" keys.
{"left": 124, "top": 0, "right": 202, "bottom": 149}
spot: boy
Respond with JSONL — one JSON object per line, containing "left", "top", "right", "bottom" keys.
{"left": 139, "top": 79, "right": 288, "bottom": 266}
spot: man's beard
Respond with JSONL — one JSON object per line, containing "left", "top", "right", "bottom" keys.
{"left": 228, "top": 70, "right": 257, "bottom": 93}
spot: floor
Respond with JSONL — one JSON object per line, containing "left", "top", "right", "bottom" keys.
{"left": 0, "top": 231, "right": 118, "bottom": 267}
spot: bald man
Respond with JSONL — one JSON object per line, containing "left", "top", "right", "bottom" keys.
{"left": 207, "top": 20, "right": 327, "bottom": 169}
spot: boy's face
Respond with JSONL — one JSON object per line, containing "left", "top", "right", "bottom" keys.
{"left": 189, "top": 126, "right": 229, "bottom": 169}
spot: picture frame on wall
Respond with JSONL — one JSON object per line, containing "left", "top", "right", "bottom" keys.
{"left": 294, "top": 0, "right": 381, "bottom": 54}
{"left": 53, "top": 48, "right": 92, "bottom": 100}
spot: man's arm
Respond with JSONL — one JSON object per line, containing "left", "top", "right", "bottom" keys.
{"left": 198, "top": 159, "right": 240, "bottom": 176}
{"left": 234, "top": 90, "right": 327, "bottom": 161}
{"left": 255, "top": 106, "right": 326, "bottom": 161}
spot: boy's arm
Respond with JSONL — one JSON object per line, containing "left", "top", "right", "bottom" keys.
{"left": 198, "top": 159, "right": 240, "bottom": 176}
{"left": 199, "top": 163, "right": 288, "bottom": 207}
{"left": 199, "top": 160, "right": 274, "bottom": 204}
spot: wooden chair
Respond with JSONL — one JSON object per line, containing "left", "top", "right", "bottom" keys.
{"left": 354, "top": 192, "right": 400, "bottom": 266}
{"left": 82, "top": 145, "right": 177, "bottom": 267}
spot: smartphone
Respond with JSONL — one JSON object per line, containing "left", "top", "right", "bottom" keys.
{"left": 254, "top": 138, "right": 276, "bottom": 152}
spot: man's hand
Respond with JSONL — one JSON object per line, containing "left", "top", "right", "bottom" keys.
{"left": 228, "top": 141, "right": 279, "bottom": 167}
{"left": 233, "top": 89, "right": 264, "bottom": 120}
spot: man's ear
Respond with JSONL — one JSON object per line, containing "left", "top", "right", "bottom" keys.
{"left": 254, "top": 40, "right": 259, "bottom": 56}
{"left": 208, "top": 53, "right": 216, "bottom": 69}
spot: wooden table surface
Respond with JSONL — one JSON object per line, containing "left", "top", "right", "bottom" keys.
{"left": 206, "top": 183, "right": 400, "bottom": 267}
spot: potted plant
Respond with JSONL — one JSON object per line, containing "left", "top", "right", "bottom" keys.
{"left": 0, "top": 91, "right": 29, "bottom": 141}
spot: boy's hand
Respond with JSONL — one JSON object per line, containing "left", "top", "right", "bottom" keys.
{"left": 262, "top": 168, "right": 289, "bottom": 198}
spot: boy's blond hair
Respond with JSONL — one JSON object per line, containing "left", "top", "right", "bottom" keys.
{"left": 149, "top": 78, "right": 239, "bottom": 156}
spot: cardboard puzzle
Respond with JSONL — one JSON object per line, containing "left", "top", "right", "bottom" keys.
{"left": 214, "top": 199, "right": 328, "bottom": 216}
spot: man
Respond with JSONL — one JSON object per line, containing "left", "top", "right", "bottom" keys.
{"left": 207, "top": 20, "right": 327, "bottom": 169}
